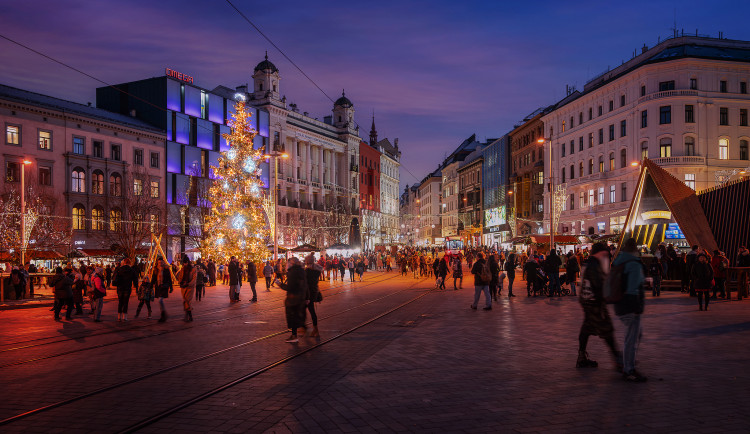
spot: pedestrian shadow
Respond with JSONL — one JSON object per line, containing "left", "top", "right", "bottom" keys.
{"left": 57, "top": 319, "right": 90, "bottom": 343}
{"left": 681, "top": 321, "right": 750, "bottom": 336}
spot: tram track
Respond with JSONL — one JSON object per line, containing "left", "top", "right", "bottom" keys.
{"left": 0, "top": 272, "right": 402, "bottom": 365}
{"left": 0, "top": 275, "right": 431, "bottom": 429}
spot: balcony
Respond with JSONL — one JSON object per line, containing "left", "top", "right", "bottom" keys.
{"left": 311, "top": 181, "right": 321, "bottom": 188}
{"left": 638, "top": 89, "right": 698, "bottom": 104}
{"left": 650, "top": 156, "right": 706, "bottom": 166}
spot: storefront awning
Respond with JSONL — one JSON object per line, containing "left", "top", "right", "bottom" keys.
{"left": 530, "top": 235, "right": 583, "bottom": 245}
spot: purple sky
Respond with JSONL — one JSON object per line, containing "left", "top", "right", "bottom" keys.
{"left": 2, "top": 0, "right": 750, "bottom": 191}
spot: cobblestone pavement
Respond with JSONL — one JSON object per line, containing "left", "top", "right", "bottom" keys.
{"left": 1, "top": 269, "right": 749, "bottom": 433}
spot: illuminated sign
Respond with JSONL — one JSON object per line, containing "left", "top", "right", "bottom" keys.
{"left": 165, "top": 68, "right": 194, "bottom": 84}
{"left": 484, "top": 206, "right": 506, "bottom": 227}
{"left": 665, "top": 223, "right": 685, "bottom": 239}
{"left": 640, "top": 210, "right": 671, "bottom": 220}
{"left": 74, "top": 240, "right": 86, "bottom": 246}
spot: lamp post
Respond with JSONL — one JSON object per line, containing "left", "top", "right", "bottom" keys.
{"left": 263, "top": 151, "right": 289, "bottom": 261}
{"left": 20, "top": 159, "right": 32, "bottom": 266}
{"left": 538, "top": 137, "right": 554, "bottom": 249}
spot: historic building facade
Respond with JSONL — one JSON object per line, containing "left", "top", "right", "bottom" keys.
{"left": 418, "top": 170, "right": 442, "bottom": 245}
{"left": 508, "top": 111, "right": 546, "bottom": 236}
{"left": 369, "top": 116, "right": 401, "bottom": 246}
{"left": 457, "top": 147, "right": 484, "bottom": 246}
{"left": 358, "top": 139, "right": 381, "bottom": 250}
{"left": 399, "top": 184, "right": 419, "bottom": 245}
{"left": 482, "top": 135, "right": 509, "bottom": 246}
{"left": 543, "top": 36, "right": 750, "bottom": 237}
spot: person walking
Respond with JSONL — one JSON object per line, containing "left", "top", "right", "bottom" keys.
{"left": 504, "top": 251, "right": 517, "bottom": 297}
{"left": 488, "top": 254, "right": 500, "bottom": 301}
{"left": 544, "top": 250, "right": 563, "bottom": 297}
{"left": 470, "top": 252, "right": 492, "bottom": 310}
{"left": 437, "top": 256, "right": 448, "bottom": 290}
{"left": 565, "top": 251, "right": 580, "bottom": 296}
{"left": 176, "top": 256, "right": 197, "bottom": 322}
{"left": 685, "top": 245, "right": 699, "bottom": 296}
{"left": 692, "top": 253, "right": 714, "bottom": 311}
{"left": 263, "top": 261, "right": 274, "bottom": 291}
{"left": 228, "top": 256, "right": 240, "bottom": 302}
{"left": 113, "top": 258, "right": 139, "bottom": 322}
{"left": 278, "top": 257, "right": 308, "bottom": 343}
{"left": 338, "top": 258, "right": 346, "bottom": 282}
{"left": 648, "top": 256, "right": 663, "bottom": 297}
{"left": 710, "top": 250, "right": 728, "bottom": 300}
{"left": 576, "top": 242, "right": 621, "bottom": 370}
{"left": 613, "top": 238, "right": 647, "bottom": 382}
{"left": 356, "top": 258, "right": 365, "bottom": 282}
{"left": 71, "top": 267, "right": 85, "bottom": 315}
{"left": 152, "top": 258, "right": 173, "bottom": 322}
{"left": 452, "top": 256, "right": 463, "bottom": 290}
{"left": 91, "top": 267, "right": 107, "bottom": 322}
{"left": 207, "top": 259, "right": 217, "bottom": 287}
{"left": 135, "top": 275, "right": 154, "bottom": 319}
{"left": 246, "top": 260, "right": 258, "bottom": 302}
{"left": 51, "top": 267, "right": 73, "bottom": 321}
{"left": 303, "top": 255, "right": 323, "bottom": 337}
{"left": 194, "top": 259, "right": 207, "bottom": 302}
{"left": 524, "top": 256, "right": 539, "bottom": 297}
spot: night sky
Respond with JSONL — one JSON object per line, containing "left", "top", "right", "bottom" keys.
{"left": 3, "top": 0, "right": 750, "bottom": 191}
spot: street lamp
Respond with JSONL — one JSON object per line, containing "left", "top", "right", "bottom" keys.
{"left": 537, "top": 137, "right": 554, "bottom": 248}
{"left": 20, "top": 159, "right": 32, "bottom": 266}
{"left": 263, "top": 150, "right": 289, "bottom": 261}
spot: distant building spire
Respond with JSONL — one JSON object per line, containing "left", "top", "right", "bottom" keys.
{"left": 369, "top": 110, "right": 378, "bottom": 146}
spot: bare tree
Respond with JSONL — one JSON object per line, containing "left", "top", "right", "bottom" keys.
{"left": 320, "top": 203, "right": 352, "bottom": 246}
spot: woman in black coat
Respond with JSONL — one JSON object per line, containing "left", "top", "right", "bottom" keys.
{"left": 692, "top": 253, "right": 714, "bottom": 311}
{"left": 303, "top": 255, "right": 323, "bottom": 337}
{"left": 279, "top": 257, "right": 308, "bottom": 343}
{"left": 152, "top": 259, "right": 173, "bottom": 322}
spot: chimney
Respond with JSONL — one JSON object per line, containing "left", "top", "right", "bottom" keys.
{"left": 641, "top": 44, "right": 648, "bottom": 54}
{"left": 394, "top": 138, "right": 399, "bottom": 147}
{"left": 129, "top": 109, "right": 136, "bottom": 117}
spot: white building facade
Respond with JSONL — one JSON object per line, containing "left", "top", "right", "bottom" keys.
{"left": 543, "top": 36, "right": 750, "bottom": 236}
{"left": 440, "top": 160, "right": 460, "bottom": 238}
{"left": 418, "top": 171, "right": 442, "bottom": 245}
{"left": 377, "top": 139, "right": 401, "bottom": 246}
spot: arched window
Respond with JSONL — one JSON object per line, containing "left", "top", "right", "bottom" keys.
{"left": 109, "top": 173, "right": 122, "bottom": 196}
{"left": 620, "top": 149, "right": 627, "bottom": 168}
{"left": 579, "top": 161, "right": 584, "bottom": 178}
{"left": 683, "top": 137, "right": 695, "bottom": 156}
{"left": 91, "top": 206, "right": 104, "bottom": 231}
{"left": 609, "top": 153, "right": 615, "bottom": 171}
{"left": 588, "top": 159, "right": 594, "bottom": 175}
{"left": 72, "top": 205, "right": 85, "bottom": 230}
{"left": 92, "top": 170, "right": 104, "bottom": 195}
{"left": 570, "top": 164, "right": 575, "bottom": 179}
{"left": 561, "top": 167, "right": 566, "bottom": 183}
{"left": 72, "top": 168, "right": 85, "bottom": 193}
{"left": 109, "top": 208, "right": 122, "bottom": 232}
{"left": 598, "top": 156, "right": 604, "bottom": 172}
{"left": 719, "top": 138, "right": 729, "bottom": 160}
{"left": 641, "top": 141, "right": 648, "bottom": 160}
{"left": 660, "top": 138, "right": 672, "bottom": 158}
{"left": 741, "top": 139, "right": 749, "bottom": 160}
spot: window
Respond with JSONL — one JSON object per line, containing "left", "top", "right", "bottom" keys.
{"left": 579, "top": 162, "right": 584, "bottom": 178}
{"left": 685, "top": 137, "right": 695, "bottom": 156}
{"left": 620, "top": 94, "right": 626, "bottom": 107}
{"left": 38, "top": 130, "right": 52, "bottom": 150}
{"left": 6, "top": 125, "right": 20, "bottom": 145}
{"left": 72, "top": 205, "right": 85, "bottom": 230}
{"left": 71, "top": 168, "right": 85, "bottom": 192}
{"left": 598, "top": 187, "right": 604, "bottom": 204}
{"left": 150, "top": 213, "right": 159, "bottom": 233}
{"left": 111, "top": 144, "right": 121, "bottom": 161}
{"left": 588, "top": 107, "right": 592, "bottom": 120}
{"left": 641, "top": 85, "right": 646, "bottom": 96}
{"left": 134, "top": 149, "right": 144, "bottom": 166}
{"left": 659, "top": 106, "right": 672, "bottom": 124}
{"left": 610, "top": 185, "right": 616, "bottom": 203}
{"left": 690, "top": 78, "right": 697, "bottom": 90}
{"left": 150, "top": 152, "right": 160, "bottom": 168}
{"left": 620, "top": 120, "right": 627, "bottom": 137}
{"left": 109, "top": 208, "right": 122, "bottom": 232}
{"left": 719, "top": 138, "right": 728, "bottom": 160}
{"left": 641, "top": 110, "right": 648, "bottom": 128}
{"left": 598, "top": 128, "right": 603, "bottom": 144}
{"left": 660, "top": 138, "right": 672, "bottom": 158}
{"left": 570, "top": 140, "right": 574, "bottom": 155}
{"left": 742, "top": 82, "right": 748, "bottom": 94}
{"left": 110, "top": 173, "right": 122, "bottom": 196}
{"left": 579, "top": 137, "right": 584, "bottom": 151}
{"left": 720, "top": 80, "right": 727, "bottom": 93}
{"left": 609, "top": 153, "right": 615, "bottom": 171}
{"left": 685, "top": 105, "right": 695, "bottom": 123}
{"left": 641, "top": 142, "right": 648, "bottom": 160}
{"left": 570, "top": 193, "right": 575, "bottom": 210}
{"left": 588, "top": 132, "right": 593, "bottom": 148}
{"left": 598, "top": 105, "right": 603, "bottom": 116}
{"left": 93, "top": 140, "right": 103, "bottom": 158}
{"left": 538, "top": 171, "right": 544, "bottom": 185}
{"left": 579, "top": 112, "right": 583, "bottom": 125}
{"left": 579, "top": 191, "right": 585, "bottom": 208}
{"left": 570, "top": 116, "right": 574, "bottom": 128}
{"left": 561, "top": 167, "right": 566, "bottom": 183}
{"left": 38, "top": 166, "right": 51, "bottom": 186}
{"left": 720, "top": 107, "right": 729, "bottom": 126}
{"left": 621, "top": 182, "right": 627, "bottom": 202}
{"left": 588, "top": 159, "right": 593, "bottom": 175}
{"left": 150, "top": 180, "right": 159, "bottom": 198}
{"left": 684, "top": 174, "right": 696, "bottom": 190}
{"left": 740, "top": 140, "right": 748, "bottom": 160}
{"left": 91, "top": 170, "right": 104, "bottom": 194}
{"left": 73, "top": 137, "right": 85, "bottom": 155}
{"left": 741, "top": 109, "right": 748, "bottom": 127}
{"left": 620, "top": 149, "right": 627, "bottom": 168}
{"left": 133, "top": 178, "right": 143, "bottom": 196}
{"left": 91, "top": 207, "right": 105, "bottom": 231}
{"left": 608, "top": 124, "right": 615, "bottom": 141}
{"left": 658, "top": 80, "right": 675, "bottom": 91}
{"left": 589, "top": 189, "right": 595, "bottom": 206}
{"left": 562, "top": 120, "right": 566, "bottom": 132}
{"left": 5, "top": 161, "right": 19, "bottom": 182}
{"left": 598, "top": 156, "right": 604, "bottom": 172}
{"left": 570, "top": 164, "right": 575, "bottom": 179}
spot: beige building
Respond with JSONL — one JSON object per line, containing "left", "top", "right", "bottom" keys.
{"left": 543, "top": 36, "right": 750, "bottom": 237}
{"left": 418, "top": 170, "right": 442, "bottom": 245}
{"left": 399, "top": 184, "right": 419, "bottom": 245}
{"left": 440, "top": 160, "right": 460, "bottom": 238}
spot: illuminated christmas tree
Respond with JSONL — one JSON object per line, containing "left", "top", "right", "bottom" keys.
{"left": 201, "top": 100, "right": 269, "bottom": 262}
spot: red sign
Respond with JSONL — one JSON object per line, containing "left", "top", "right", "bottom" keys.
{"left": 165, "top": 68, "right": 194, "bottom": 84}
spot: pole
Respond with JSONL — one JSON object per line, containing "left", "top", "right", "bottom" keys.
{"left": 20, "top": 164, "right": 25, "bottom": 267}
{"left": 548, "top": 138, "right": 554, "bottom": 250}
{"left": 273, "top": 155, "right": 278, "bottom": 261}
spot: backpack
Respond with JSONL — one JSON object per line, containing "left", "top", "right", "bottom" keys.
{"left": 480, "top": 261, "right": 492, "bottom": 283}
{"left": 604, "top": 260, "right": 630, "bottom": 304}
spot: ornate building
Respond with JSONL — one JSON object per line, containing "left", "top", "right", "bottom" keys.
{"left": 508, "top": 110, "right": 547, "bottom": 236}
{"left": 369, "top": 115, "right": 401, "bottom": 246}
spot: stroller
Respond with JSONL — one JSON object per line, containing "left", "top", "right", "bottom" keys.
{"left": 533, "top": 269, "right": 548, "bottom": 296}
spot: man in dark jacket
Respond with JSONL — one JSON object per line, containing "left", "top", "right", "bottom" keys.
{"left": 565, "top": 252, "right": 581, "bottom": 296}
{"left": 207, "top": 259, "right": 217, "bottom": 287}
{"left": 685, "top": 245, "right": 699, "bottom": 296}
{"left": 114, "top": 258, "right": 139, "bottom": 322}
{"left": 544, "top": 250, "right": 563, "bottom": 297}
{"left": 613, "top": 238, "right": 647, "bottom": 382}
{"left": 504, "top": 251, "right": 518, "bottom": 297}
{"left": 51, "top": 267, "right": 74, "bottom": 321}
{"left": 228, "top": 257, "right": 240, "bottom": 302}
{"left": 279, "top": 257, "right": 308, "bottom": 343}
{"left": 470, "top": 252, "right": 492, "bottom": 310}
{"left": 524, "top": 257, "right": 539, "bottom": 297}
{"left": 576, "top": 243, "right": 620, "bottom": 370}
{"left": 246, "top": 260, "right": 258, "bottom": 302}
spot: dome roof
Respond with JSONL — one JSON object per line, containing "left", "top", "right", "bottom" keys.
{"left": 254, "top": 52, "right": 278, "bottom": 73}
{"left": 334, "top": 89, "right": 353, "bottom": 108}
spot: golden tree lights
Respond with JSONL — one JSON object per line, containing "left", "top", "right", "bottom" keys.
{"left": 201, "top": 101, "right": 269, "bottom": 262}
